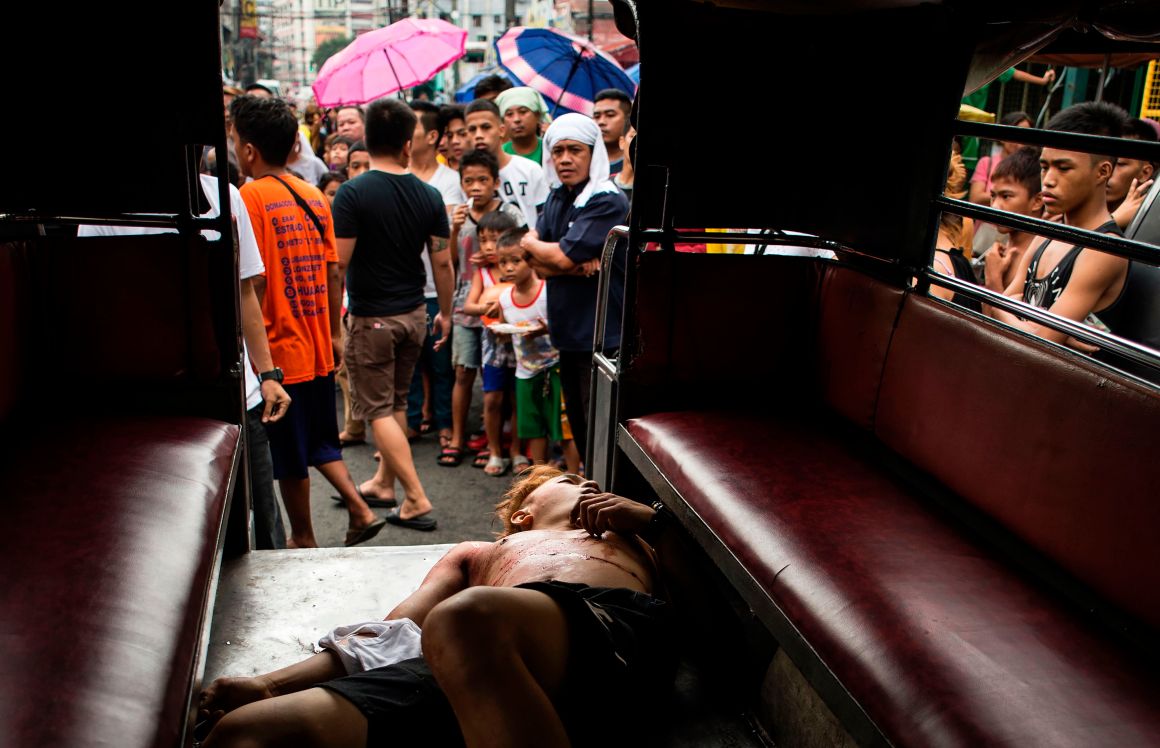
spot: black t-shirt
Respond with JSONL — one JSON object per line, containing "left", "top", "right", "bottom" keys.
{"left": 332, "top": 170, "right": 450, "bottom": 317}
{"left": 536, "top": 182, "right": 630, "bottom": 352}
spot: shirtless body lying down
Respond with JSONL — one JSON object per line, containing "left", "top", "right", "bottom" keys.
{"left": 199, "top": 466, "right": 676, "bottom": 748}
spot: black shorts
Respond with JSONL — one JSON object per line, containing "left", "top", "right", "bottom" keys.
{"left": 318, "top": 581, "right": 675, "bottom": 748}
{"left": 263, "top": 372, "right": 343, "bottom": 480}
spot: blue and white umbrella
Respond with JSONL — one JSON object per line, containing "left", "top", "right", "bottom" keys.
{"left": 494, "top": 26, "right": 636, "bottom": 117}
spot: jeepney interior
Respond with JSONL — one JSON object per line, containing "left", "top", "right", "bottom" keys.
{"left": 3, "top": 1, "right": 1160, "bottom": 747}
{"left": 587, "top": 1, "right": 1160, "bottom": 746}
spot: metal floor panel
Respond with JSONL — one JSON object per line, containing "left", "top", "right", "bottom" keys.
{"left": 204, "top": 545, "right": 455, "bottom": 681}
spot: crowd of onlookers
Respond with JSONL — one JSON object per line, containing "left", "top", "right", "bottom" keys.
{"left": 934, "top": 100, "right": 1158, "bottom": 374}
{"left": 206, "top": 70, "right": 1158, "bottom": 551}
{"left": 209, "top": 75, "right": 635, "bottom": 548}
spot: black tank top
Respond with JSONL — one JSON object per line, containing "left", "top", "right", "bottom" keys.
{"left": 935, "top": 247, "right": 982, "bottom": 313}
{"left": 1024, "top": 219, "right": 1160, "bottom": 382}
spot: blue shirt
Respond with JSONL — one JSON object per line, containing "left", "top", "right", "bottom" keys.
{"left": 536, "top": 181, "right": 630, "bottom": 352}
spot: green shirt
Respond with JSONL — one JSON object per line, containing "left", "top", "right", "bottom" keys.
{"left": 503, "top": 138, "right": 543, "bottom": 166}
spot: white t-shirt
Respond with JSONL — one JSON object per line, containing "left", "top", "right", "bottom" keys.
{"left": 77, "top": 174, "right": 267, "bottom": 410}
{"left": 421, "top": 163, "right": 467, "bottom": 299}
{"left": 498, "top": 155, "right": 549, "bottom": 229}
{"left": 499, "top": 281, "right": 558, "bottom": 379}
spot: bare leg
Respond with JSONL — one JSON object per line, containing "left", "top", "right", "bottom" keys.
{"left": 423, "top": 587, "right": 572, "bottom": 748}
{"left": 278, "top": 478, "right": 317, "bottom": 548}
{"left": 483, "top": 390, "right": 504, "bottom": 458}
{"left": 364, "top": 412, "right": 432, "bottom": 520}
{"left": 527, "top": 437, "right": 548, "bottom": 465}
{"left": 203, "top": 687, "right": 366, "bottom": 748}
{"left": 561, "top": 440, "right": 580, "bottom": 474}
{"left": 315, "top": 461, "right": 377, "bottom": 532}
{"left": 449, "top": 366, "right": 476, "bottom": 450}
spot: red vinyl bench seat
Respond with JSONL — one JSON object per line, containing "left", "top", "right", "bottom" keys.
{"left": 623, "top": 410, "right": 1160, "bottom": 746}
{"left": 0, "top": 417, "right": 239, "bottom": 748}
{"left": 616, "top": 257, "right": 1160, "bottom": 746}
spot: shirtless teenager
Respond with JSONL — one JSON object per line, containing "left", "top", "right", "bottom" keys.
{"left": 199, "top": 467, "right": 676, "bottom": 748}
{"left": 988, "top": 103, "right": 1134, "bottom": 346}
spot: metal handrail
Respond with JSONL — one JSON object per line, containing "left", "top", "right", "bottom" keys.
{"left": 953, "top": 120, "right": 1160, "bottom": 162}
{"left": 591, "top": 225, "right": 630, "bottom": 358}
{"left": 934, "top": 196, "right": 1160, "bottom": 267}
{"left": 0, "top": 213, "right": 222, "bottom": 231}
{"left": 636, "top": 228, "right": 842, "bottom": 251}
{"left": 924, "top": 269, "right": 1160, "bottom": 373}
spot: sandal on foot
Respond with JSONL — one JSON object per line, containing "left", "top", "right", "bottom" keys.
{"left": 436, "top": 447, "right": 465, "bottom": 467}
{"left": 466, "top": 432, "right": 488, "bottom": 451}
{"left": 344, "top": 518, "right": 388, "bottom": 547}
{"left": 484, "top": 455, "right": 511, "bottom": 477}
{"left": 419, "top": 419, "right": 433, "bottom": 435}
{"left": 472, "top": 449, "right": 491, "bottom": 469}
{"left": 332, "top": 487, "right": 397, "bottom": 509}
{"left": 385, "top": 508, "right": 438, "bottom": 532}
{"left": 511, "top": 455, "right": 532, "bottom": 474}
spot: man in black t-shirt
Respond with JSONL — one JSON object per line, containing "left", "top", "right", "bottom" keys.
{"left": 333, "top": 98, "right": 453, "bottom": 532}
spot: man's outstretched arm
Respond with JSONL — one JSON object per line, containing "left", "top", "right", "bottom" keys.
{"left": 386, "top": 542, "right": 483, "bottom": 626}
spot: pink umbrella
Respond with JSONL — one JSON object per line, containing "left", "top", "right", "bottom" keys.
{"left": 312, "top": 18, "right": 467, "bottom": 107}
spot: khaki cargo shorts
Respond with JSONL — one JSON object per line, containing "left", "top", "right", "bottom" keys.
{"left": 344, "top": 305, "right": 426, "bottom": 422}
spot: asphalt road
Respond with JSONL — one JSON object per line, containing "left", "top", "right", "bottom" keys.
{"left": 299, "top": 381, "right": 515, "bottom": 548}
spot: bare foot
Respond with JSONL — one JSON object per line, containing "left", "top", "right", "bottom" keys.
{"left": 399, "top": 496, "right": 433, "bottom": 520}
{"left": 198, "top": 675, "right": 276, "bottom": 732}
{"left": 358, "top": 480, "right": 396, "bottom": 503}
{"left": 286, "top": 536, "right": 318, "bottom": 549}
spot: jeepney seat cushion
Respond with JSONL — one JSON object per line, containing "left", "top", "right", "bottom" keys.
{"left": 624, "top": 410, "right": 1160, "bottom": 747}
{"left": 0, "top": 416, "right": 238, "bottom": 748}
{"left": 875, "top": 296, "right": 1160, "bottom": 633}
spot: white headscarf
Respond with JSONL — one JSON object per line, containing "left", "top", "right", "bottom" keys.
{"left": 541, "top": 113, "right": 621, "bottom": 209}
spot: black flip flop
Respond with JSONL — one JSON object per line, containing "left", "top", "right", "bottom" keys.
{"left": 385, "top": 508, "right": 438, "bottom": 532}
{"left": 344, "top": 517, "right": 387, "bottom": 546}
{"left": 331, "top": 488, "right": 397, "bottom": 509}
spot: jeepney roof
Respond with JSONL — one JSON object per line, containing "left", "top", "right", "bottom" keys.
{"left": 618, "top": 0, "right": 1160, "bottom": 264}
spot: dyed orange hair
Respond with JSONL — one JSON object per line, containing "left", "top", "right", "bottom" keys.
{"left": 494, "top": 465, "right": 583, "bottom": 537}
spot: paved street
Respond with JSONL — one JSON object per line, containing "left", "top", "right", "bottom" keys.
{"left": 298, "top": 382, "right": 512, "bottom": 548}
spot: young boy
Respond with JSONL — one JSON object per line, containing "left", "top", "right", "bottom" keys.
{"left": 440, "top": 150, "right": 525, "bottom": 467}
{"left": 1108, "top": 117, "right": 1157, "bottom": 229}
{"left": 497, "top": 86, "right": 549, "bottom": 165}
{"left": 989, "top": 102, "right": 1159, "bottom": 361}
{"left": 463, "top": 219, "right": 525, "bottom": 476}
{"left": 464, "top": 98, "right": 549, "bottom": 228}
{"left": 983, "top": 145, "right": 1044, "bottom": 293}
{"left": 345, "top": 141, "right": 370, "bottom": 179}
{"left": 495, "top": 229, "right": 564, "bottom": 465}
{"left": 230, "top": 94, "right": 384, "bottom": 548}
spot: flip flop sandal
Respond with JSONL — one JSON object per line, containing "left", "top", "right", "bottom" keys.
{"left": 511, "top": 455, "right": 532, "bottom": 474}
{"left": 419, "top": 419, "right": 433, "bottom": 435}
{"left": 331, "top": 488, "right": 397, "bottom": 509}
{"left": 472, "top": 449, "right": 491, "bottom": 469}
{"left": 385, "top": 508, "right": 438, "bottom": 532}
{"left": 466, "top": 432, "right": 488, "bottom": 451}
{"left": 344, "top": 517, "right": 388, "bottom": 547}
{"left": 485, "top": 455, "right": 511, "bottom": 477}
{"left": 436, "top": 447, "right": 465, "bottom": 467}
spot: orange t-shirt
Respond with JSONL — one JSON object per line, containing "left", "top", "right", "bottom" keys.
{"left": 240, "top": 174, "right": 339, "bottom": 385}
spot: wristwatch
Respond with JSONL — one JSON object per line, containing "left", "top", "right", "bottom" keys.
{"left": 258, "top": 367, "right": 284, "bottom": 383}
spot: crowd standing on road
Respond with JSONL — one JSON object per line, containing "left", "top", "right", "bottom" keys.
{"left": 218, "top": 72, "right": 1160, "bottom": 551}
{"left": 214, "top": 77, "right": 635, "bottom": 548}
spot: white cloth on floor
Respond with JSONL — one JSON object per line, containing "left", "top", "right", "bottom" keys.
{"left": 315, "top": 618, "right": 423, "bottom": 675}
